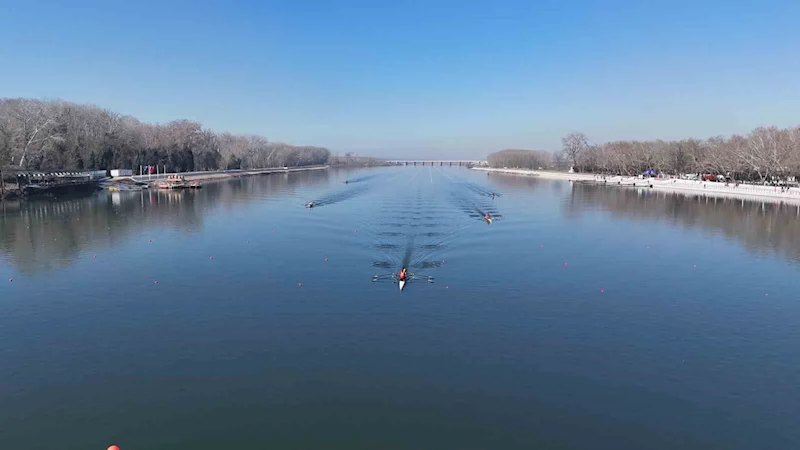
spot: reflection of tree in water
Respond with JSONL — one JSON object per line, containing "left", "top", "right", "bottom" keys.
{"left": 0, "top": 190, "right": 207, "bottom": 274}
{"left": 218, "top": 169, "right": 331, "bottom": 205}
{"left": 0, "top": 170, "right": 333, "bottom": 274}
{"left": 487, "top": 174, "right": 566, "bottom": 195}
{"left": 567, "top": 184, "right": 800, "bottom": 261}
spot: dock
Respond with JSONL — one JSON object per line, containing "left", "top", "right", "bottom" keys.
{"left": 154, "top": 175, "right": 202, "bottom": 190}
{"left": 3, "top": 171, "right": 101, "bottom": 199}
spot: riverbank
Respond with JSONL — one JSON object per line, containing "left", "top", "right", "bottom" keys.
{"left": 474, "top": 167, "right": 596, "bottom": 181}
{"left": 126, "top": 165, "right": 329, "bottom": 186}
{"left": 474, "top": 167, "right": 800, "bottom": 203}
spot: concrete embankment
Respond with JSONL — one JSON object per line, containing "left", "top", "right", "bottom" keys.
{"left": 473, "top": 167, "right": 800, "bottom": 204}
{"left": 127, "top": 165, "right": 329, "bottom": 185}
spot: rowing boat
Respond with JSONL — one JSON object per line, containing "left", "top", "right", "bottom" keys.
{"left": 399, "top": 279, "right": 406, "bottom": 291}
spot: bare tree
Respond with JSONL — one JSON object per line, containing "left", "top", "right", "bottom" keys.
{"left": 552, "top": 127, "right": 800, "bottom": 182}
{"left": 561, "top": 132, "right": 588, "bottom": 171}
{"left": 0, "top": 97, "right": 331, "bottom": 171}
{"left": 487, "top": 149, "right": 553, "bottom": 169}
{"left": 6, "top": 99, "right": 64, "bottom": 167}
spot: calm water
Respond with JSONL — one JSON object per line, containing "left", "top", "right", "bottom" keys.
{"left": 1, "top": 167, "right": 799, "bottom": 450}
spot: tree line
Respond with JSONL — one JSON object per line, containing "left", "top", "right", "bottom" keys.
{"left": 560, "top": 126, "right": 800, "bottom": 181}
{"left": 489, "top": 125, "right": 800, "bottom": 182}
{"left": 0, "top": 98, "right": 331, "bottom": 172}
{"left": 328, "top": 152, "right": 386, "bottom": 167}
{"left": 487, "top": 149, "right": 554, "bottom": 170}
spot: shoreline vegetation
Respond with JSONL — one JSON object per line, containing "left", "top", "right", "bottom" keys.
{"left": 484, "top": 125, "right": 800, "bottom": 203}
{"left": 0, "top": 97, "right": 386, "bottom": 173}
{"left": 487, "top": 125, "right": 800, "bottom": 183}
{"left": 0, "top": 97, "right": 386, "bottom": 198}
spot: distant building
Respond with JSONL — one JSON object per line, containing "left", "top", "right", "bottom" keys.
{"left": 110, "top": 169, "right": 133, "bottom": 177}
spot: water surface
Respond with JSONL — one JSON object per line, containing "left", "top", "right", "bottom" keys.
{"left": 1, "top": 167, "right": 799, "bottom": 449}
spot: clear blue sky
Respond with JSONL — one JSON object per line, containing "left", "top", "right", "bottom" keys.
{"left": 2, "top": 0, "right": 799, "bottom": 159}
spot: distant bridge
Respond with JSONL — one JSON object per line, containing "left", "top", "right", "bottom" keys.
{"left": 387, "top": 160, "right": 488, "bottom": 167}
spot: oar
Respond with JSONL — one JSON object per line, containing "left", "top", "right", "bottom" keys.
{"left": 372, "top": 274, "right": 396, "bottom": 282}
{"left": 410, "top": 274, "right": 434, "bottom": 282}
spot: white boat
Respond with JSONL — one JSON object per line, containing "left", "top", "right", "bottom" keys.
{"left": 486, "top": 217, "right": 492, "bottom": 224}
{"left": 399, "top": 279, "right": 406, "bottom": 291}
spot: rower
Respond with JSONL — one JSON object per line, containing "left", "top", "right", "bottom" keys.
{"left": 398, "top": 268, "right": 407, "bottom": 281}
{"left": 485, "top": 213, "right": 492, "bottom": 222}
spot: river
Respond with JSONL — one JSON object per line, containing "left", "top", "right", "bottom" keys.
{"left": 1, "top": 166, "right": 799, "bottom": 449}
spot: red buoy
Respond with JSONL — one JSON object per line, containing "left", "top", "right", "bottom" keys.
{"left": 108, "top": 445, "right": 120, "bottom": 450}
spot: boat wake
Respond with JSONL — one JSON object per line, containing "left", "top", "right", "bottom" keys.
{"left": 344, "top": 173, "right": 380, "bottom": 184}
{"left": 306, "top": 184, "right": 369, "bottom": 208}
